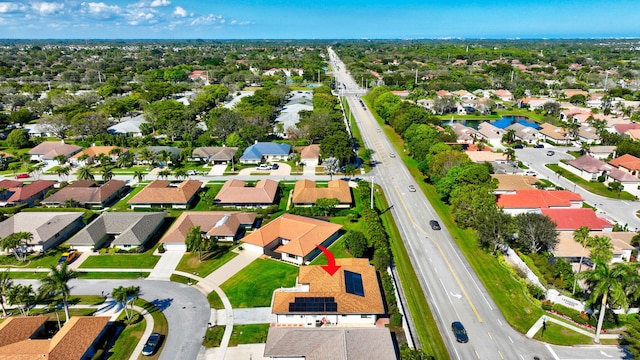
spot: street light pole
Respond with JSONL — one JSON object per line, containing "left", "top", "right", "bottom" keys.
{"left": 370, "top": 176, "right": 375, "bottom": 209}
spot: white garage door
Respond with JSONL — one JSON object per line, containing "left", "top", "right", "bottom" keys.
{"left": 163, "top": 243, "right": 187, "bottom": 251}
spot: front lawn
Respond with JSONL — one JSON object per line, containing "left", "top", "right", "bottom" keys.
{"left": 220, "top": 258, "right": 298, "bottom": 308}
{"left": 308, "top": 236, "right": 353, "bottom": 265}
{"left": 533, "top": 321, "right": 593, "bottom": 345}
{"left": 77, "top": 271, "right": 150, "bottom": 279}
{"left": 547, "top": 164, "right": 636, "bottom": 200}
{"left": 228, "top": 324, "right": 270, "bottom": 346}
{"left": 175, "top": 245, "right": 238, "bottom": 278}
{"left": 109, "top": 185, "right": 146, "bottom": 211}
{"left": 79, "top": 254, "right": 160, "bottom": 269}
{"left": 0, "top": 247, "right": 69, "bottom": 269}
{"left": 203, "top": 326, "right": 225, "bottom": 348}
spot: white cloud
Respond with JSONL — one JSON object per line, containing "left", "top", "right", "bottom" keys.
{"left": 150, "top": 0, "right": 170, "bottom": 6}
{"left": 0, "top": 2, "right": 23, "bottom": 13}
{"left": 189, "top": 14, "right": 222, "bottom": 26}
{"left": 173, "top": 6, "right": 186, "bottom": 17}
{"left": 31, "top": 2, "right": 65, "bottom": 16}
{"left": 85, "top": 2, "right": 120, "bottom": 15}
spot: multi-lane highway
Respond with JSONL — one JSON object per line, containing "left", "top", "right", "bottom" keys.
{"left": 327, "top": 47, "right": 627, "bottom": 360}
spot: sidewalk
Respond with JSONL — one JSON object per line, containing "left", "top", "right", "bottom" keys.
{"left": 147, "top": 249, "right": 185, "bottom": 280}
{"left": 526, "top": 315, "right": 620, "bottom": 340}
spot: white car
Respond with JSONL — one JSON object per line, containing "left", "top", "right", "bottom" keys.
{"left": 256, "top": 164, "right": 271, "bottom": 170}
{"left": 186, "top": 170, "right": 197, "bottom": 176}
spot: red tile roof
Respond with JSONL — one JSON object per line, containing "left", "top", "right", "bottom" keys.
{"left": 540, "top": 208, "right": 612, "bottom": 231}
{"left": 609, "top": 154, "right": 640, "bottom": 171}
{"left": 128, "top": 180, "right": 202, "bottom": 205}
{"left": 497, "top": 190, "right": 582, "bottom": 209}
{"left": 7, "top": 180, "right": 55, "bottom": 203}
{"left": 215, "top": 179, "right": 278, "bottom": 205}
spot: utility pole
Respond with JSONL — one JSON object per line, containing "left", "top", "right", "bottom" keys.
{"left": 415, "top": 69, "right": 418, "bottom": 85}
{"left": 370, "top": 177, "right": 375, "bottom": 209}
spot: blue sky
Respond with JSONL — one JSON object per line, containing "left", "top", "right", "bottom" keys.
{"left": 0, "top": 0, "right": 637, "bottom": 39}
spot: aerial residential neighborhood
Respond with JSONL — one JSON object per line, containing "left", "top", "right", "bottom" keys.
{"left": 1, "top": 26, "right": 640, "bottom": 360}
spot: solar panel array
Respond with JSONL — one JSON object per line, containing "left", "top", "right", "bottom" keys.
{"left": 344, "top": 270, "right": 365, "bottom": 297}
{"left": 288, "top": 297, "right": 338, "bottom": 312}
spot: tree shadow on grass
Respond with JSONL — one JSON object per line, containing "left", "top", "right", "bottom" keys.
{"left": 147, "top": 298, "right": 173, "bottom": 312}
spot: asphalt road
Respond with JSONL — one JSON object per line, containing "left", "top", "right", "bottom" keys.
{"left": 17, "top": 279, "right": 209, "bottom": 360}
{"left": 328, "top": 47, "right": 627, "bottom": 360}
{"left": 514, "top": 147, "right": 640, "bottom": 231}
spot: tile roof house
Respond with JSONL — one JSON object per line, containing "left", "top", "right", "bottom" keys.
{"left": 0, "top": 315, "right": 110, "bottom": 360}
{"left": 160, "top": 211, "right": 257, "bottom": 251}
{"left": 4, "top": 180, "right": 55, "bottom": 207}
{"left": 107, "top": 114, "right": 148, "bottom": 137}
{"left": 70, "top": 146, "right": 129, "bottom": 166}
{"left": 561, "top": 154, "right": 612, "bottom": 181}
{"left": 242, "top": 214, "right": 343, "bottom": 265}
{"left": 506, "top": 122, "right": 539, "bottom": 143}
{"left": 491, "top": 174, "right": 541, "bottom": 193}
{"left": 214, "top": 179, "right": 279, "bottom": 208}
{"left": 555, "top": 231, "right": 637, "bottom": 264}
{"left": 613, "top": 123, "right": 640, "bottom": 135}
{"left": 190, "top": 146, "right": 237, "bottom": 164}
{"left": 538, "top": 123, "right": 571, "bottom": 145}
{"left": 264, "top": 327, "right": 396, "bottom": 360}
{"left": 292, "top": 180, "right": 352, "bottom": 207}
{"left": 465, "top": 150, "right": 507, "bottom": 163}
{"left": 588, "top": 146, "right": 617, "bottom": 160}
{"left": 476, "top": 121, "right": 505, "bottom": 147}
{"left": 300, "top": 144, "right": 321, "bottom": 168}
{"left": 609, "top": 154, "right": 640, "bottom": 176}
{"left": 239, "top": 142, "right": 291, "bottom": 164}
{"left": 135, "top": 146, "right": 181, "bottom": 166}
{"left": 577, "top": 126, "right": 601, "bottom": 144}
{"left": 450, "top": 123, "right": 478, "bottom": 143}
{"left": 271, "top": 258, "right": 385, "bottom": 325}
{"left": 42, "top": 180, "right": 127, "bottom": 208}
{"left": 492, "top": 89, "right": 514, "bottom": 102}
{"left": 540, "top": 208, "right": 613, "bottom": 231}
{"left": 0, "top": 212, "right": 84, "bottom": 252}
{"left": 68, "top": 212, "right": 165, "bottom": 251}
{"left": 497, "top": 190, "right": 583, "bottom": 215}
{"left": 28, "top": 141, "right": 82, "bottom": 163}
{"left": 128, "top": 180, "right": 203, "bottom": 209}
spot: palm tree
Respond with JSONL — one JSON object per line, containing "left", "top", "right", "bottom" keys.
{"left": 133, "top": 169, "right": 145, "bottom": 183}
{"left": 8, "top": 162, "right": 21, "bottom": 177}
{"left": 101, "top": 166, "right": 114, "bottom": 182}
{"left": 504, "top": 148, "right": 516, "bottom": 164}
{"left": 185, "top": 225, "right": 210, "bottom": 261}
{"left": 76, "top": 165, "right": 94, "bottom": 181}
{"left": 589, "top": 235, "right": 614, "bottom": 264}
{"left": 38, "top": 262, "right": 78, "bottom": 323}
{"left": 502, "top": 129, "right": 516, "bottom": 144}
{"left": 155, "top": 150, "right": 171, "bottom": 168}
{"left": 95, "top": 153, "right": 110, "bottom": 167}
{"left": 137, "top": 148, "right": 153, "bottom": 169}
{"left": 572, "top": 226, "right": 591, "bottom": 294}
{"left": 53, "top": 154, "right": 67, "bottom": 165}
{"left": 174, "top": 168, "right": 187, "bottom": 180}
{"left": 77, "top": 153, "right": 90, "bottom": 166}
{"left": 579, "top": 261, "right": 636, "bottom": 343}
{"left": 157, "top": 169, "right": 171, "bottom": 180}
{"left": 112, "top": 285, "right": 141, "bottom": 322}
{"left": 55, "top": 165, "right": 71, "bottom": 181}
{"left": 0, "top": 270, "right": 13, "bottom": 317}
{"left": 1, "top": 232, "right": 33, "bottom": 262}
{"left": 116, "top": 151, "right": 134, "bottom": 168}
{"left": 7, "top": 284, "right": 35, "bottom": 316}
{"left": 109, "top": 147, "right": 123, "bottom": 158}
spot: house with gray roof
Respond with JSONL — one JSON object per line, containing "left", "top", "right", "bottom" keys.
{"left": 108, "top": 114, "right": 148, "bottom": 137}
{"left": 68, "top": 212, "right": 165, "bottom": 251}
{"left": 239, "top": 142, "right": 291, "bottom": 164}
{"left": 190, "top": 147, "right": 237, "bottom": 164}
{"left": 0, "top": 212, "right": 84, "bottom": 252}
{"left": 28, "top": 142, "right": 82, "bottom": 164}
{"left": 506, "top": 123, "right": 539, "bottom": 144}
{"left": 476, "top": 121, "right": 505, "bottom": 147}
{"left": 42, "top": 180, "right": 127, "bottom": 208}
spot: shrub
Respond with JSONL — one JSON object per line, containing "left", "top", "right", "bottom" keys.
{"left": 541, "top": 300, "right": 553, "bottom": 310}
{"left": 158, "top": 244, "right": 166, "bottom": 253}
{"left": 527, "top": 283, "right": 546, "bottom": 300}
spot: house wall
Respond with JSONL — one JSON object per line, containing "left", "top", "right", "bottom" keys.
{"left": 605, "top": 178, "right": 640, "bottom": 197}
{"left": 301, "top": 158, "right": 319, "bottom": 168}
{"left": 558, "top": 161, "right": 600, "bottom": 181}
{"left": 243, "top": 243, "right": 265, "bottom": 254}
{"left": 265, "top": 154, "right": 289, "bottom": 162}
{"left": 281, "top": 252, "right": 304, "bottom": 265}
{"left": 163, "top": 242, "right": 187, "bottom": 251}
{"left": 32, "top": 216, "right": 84, "bottom": 252}
{"left": 502, "top": 208, "right": 542, "bottom": 216}
{"left": 275, "top": 313, "right": 376, "bottom": 326}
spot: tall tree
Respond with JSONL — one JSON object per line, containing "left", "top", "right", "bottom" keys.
{"left": 7, "top": 284, "right": 35, "bottom": 316}
{"left": 323, "top": 157, "right": 340, "bottom": 180}
{"left": 579, "top": 261, "right": 636, "bottom": 343}
{"left": 473, "top": 206, "right": 513, "bottom": 255}
{"left": 112, "top": 285, "right": 141, "bottom": 323}
{"left": 572, "top": 226, "right": 591, "bottom": 294}
{"left": 101, "top": 166, "right": 114, "bottom": 182}
{"left": 512, "top": 213, "right": 559, "bottom": 254}
{"left": 1, "top": 232, "right": 33, "bottom": 262}
{"left": 185, "top": 225, "right": 208, "bottom": 261}
{"left": 588, "top": 235, "right": 614, "bottom": 264}
{"left": 76, "top": 166, "right": 95, "bottom": 181}
{"left": 38, "top": 263, "right": 78, "bottom": 323}
{"left": 133, "top": 169, "right": 145, "bottom": 183}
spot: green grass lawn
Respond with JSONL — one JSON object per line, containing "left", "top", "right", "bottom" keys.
{"left": 77, "top": 271, "right": 150, "bottom": 279}
{"left": 308, "top": 235, "right": 353, "bottom": 265}
{"left": 203, "top": 326, "right": 225, "bottom": 348}
{"left": 106, "top": 311, "right": 146, "bottom": 360}
{"left": 5, "top": 271, "right": 48, "bottom": 279}
{"left": 546, "top": 164, "right": 636, "bottom": 200}
{"left": 228, "top": 324, "right": 270, "bottom": 346}
{"left": 0, "top": 247, "right": 69, "bottom": 268}
{"left": 175, "top": 245, "right": 238, "bottom": 277}
{"left": 221, "top": 258, "right": 298, "bottom": 308}
{"left": 135, "top": 299, "right": 170, "bottom": 360}
{"left": 533, "top": 321, "right": 594, "bottom": 345}
{"left": 79, "top": 254, "right": 160, "bottom": 269}
{"left": 169, "top": 274, "right": 198, "bottom": 285}
{"left": 110, "top": 185, "right": 146, "bottom": 211}
{"left": 207, "top": 291, "right": 224, "bottom": 309}
{"left": 193, "top": 184, "right": 224, "bottom": 211}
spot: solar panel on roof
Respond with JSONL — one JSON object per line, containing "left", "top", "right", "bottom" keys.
{"left": 344, "top": 270, "right": 365, "bottom": 297}
{"left": 289, "top": 297, "right": 338, "bottom": 313}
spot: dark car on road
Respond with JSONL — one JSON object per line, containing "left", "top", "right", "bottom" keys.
{"left": 142, "top": 333, "right": 162, "bottom": 356}
{"left": 429, "top": 220, "right": 441, "bottom": 230}
{"left": 451, "top": 321, "right": 469, "bottom": 343}
{"left": 534, "top": 143, "right": 544, "bottom": 148}
{"left": 546, "top": 150, "right": 555, "bottom": 156}
{"left": 513, "top": 144, "right": 524, "bottom": 149}
{"left": 271, "top": 163, "right": 279, "bottom": 170}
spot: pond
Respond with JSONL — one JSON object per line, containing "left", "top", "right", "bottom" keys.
{"left": 441, "top": 116, "right": 540, "bottom": 130}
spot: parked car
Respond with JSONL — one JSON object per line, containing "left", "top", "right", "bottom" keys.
{"left": 271, "top": 163, "right": 279, "bottom": 170}
{"left": 429, "top": 220, "right": 441, "bottom": 230}
{"left": 408, "top": 185, "right": 416, "bottom": 192}
{"left": 186, "top": 170, "right": 198, "bottom": 176}
{"left": 141, "top": 333, "right": 162, "bottom": 356}
{"left": 534, "top": 143, "right": 544, "bottom": 148}
{"left": 546, "top": 150, "right": 555, "bottom": 156}
{"left": 256, "top": 164, "right": 271, "bottom": 170}
{"left": 512, "top": 144, "right": 524, "bottom": 149}
{"left": 15, "top": 173, "right": 29, "bottom": 179}
{"left": 523, "top": 170, "right": 537, "bottom": 176}
{"left": 58, "top": 249, "right": 79, "bottom": 265}
{"left": 451, "top": 321, "right": 469, "bottom": 343}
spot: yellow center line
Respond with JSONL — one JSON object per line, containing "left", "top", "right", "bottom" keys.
{"left": 393, "top": 185, "right": 483, "bottom": 322}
